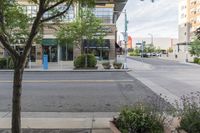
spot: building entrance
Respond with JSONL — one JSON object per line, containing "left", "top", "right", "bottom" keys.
{"left": 43, "top": 46, "right": 58, "bottom": 62}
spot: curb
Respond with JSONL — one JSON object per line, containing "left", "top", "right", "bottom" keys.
{"left": 0, "top": 69, "right": 132, "bottom": 72}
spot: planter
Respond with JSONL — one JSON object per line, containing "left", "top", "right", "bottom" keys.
{"left": 102, "top": 62, "right": 111, "bottom": 69}
{"left": 113, "top": 63, "right": 122, "bottom": 69}
{"left": 74, "top": 66, "right": 98, "bottom": 70}
{"left": 110, "top": 121, "right": 121, "bottom": 133}
{"left": 110, "top": 118, "right": 187, "bottom": 133}
{"left": 102, "top": 64, "right": 111, "bottom": 69}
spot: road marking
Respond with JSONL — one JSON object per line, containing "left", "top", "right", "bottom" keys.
{"left": 0, "top": 79, "right": 134, "bottom": 83}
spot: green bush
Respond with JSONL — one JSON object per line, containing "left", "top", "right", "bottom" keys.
{"left": 0, "top": 58, "right": 7, "bottom": 69}
{"left": 176, "top": 92, "right": 200, "bottom": 133}
{"left": 74, "top": 54, "right": 97, "bottom": 68}
{"left": 129, "top": 50, "right": 140, "bottom": 56}
{"left": 198, "top": 59, "right": 200, "bottom": 64}
{"left": 74, "top": 55, "right": 85, "bottom": 68}
{"left": 129, "top": 52, "right": 135, "bottom": 56}
{"left": 194, "top": 57, "right": 199, "bottom": 63}
{"left": 113, "top": 105, "right": 165, "bottom": 133}
{"left": 87, "top": 54, "right": 97, "bottom": 68}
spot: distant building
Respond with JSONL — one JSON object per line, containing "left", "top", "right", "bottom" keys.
{"left": 127, "top": 36, "right": 133, "bottom": 49}
{"left": 178, "top": 0, "right": 200, "bottom": 52}
{"left": 132, "top": 37, "right": 178, "bottom": 51}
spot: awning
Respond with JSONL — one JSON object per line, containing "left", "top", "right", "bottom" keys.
{"left": 42, "top": 39, "right": 58, "bottom": 46}
{"left": 115, "top": 42, "right": 121, "bottom": 48}
{"left": 83, "top": 39, "right": 110, "bottom": 49}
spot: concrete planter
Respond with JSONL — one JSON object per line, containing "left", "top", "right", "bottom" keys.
{"left": 110, "top": 117, "right": 187, "bottom": 133}
{"left": 102, "top": 64, "right": 111, "bottom": 69}
{"left": 113, "top": 64, "right": 122, "bottom": 69}
{"left": 110, "top": 121, "right": 121, "bottom": 133}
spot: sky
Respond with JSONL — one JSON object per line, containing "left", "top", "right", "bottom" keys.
{"left": 116, "top": 0, "right": 178, "bottom": 39}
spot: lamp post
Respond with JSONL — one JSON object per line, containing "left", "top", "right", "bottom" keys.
{"left": 114, "top": 10, "right": 128, "bottom": 69}
{"left": 148, "top": 33, "right": 153, "bottom": 45}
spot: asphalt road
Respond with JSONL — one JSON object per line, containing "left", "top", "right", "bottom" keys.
{"left": 128, "top": 57, "right": 200, "bottom": 98}
{"left": 0, "top": 71, "right": 167, "bottom": 112}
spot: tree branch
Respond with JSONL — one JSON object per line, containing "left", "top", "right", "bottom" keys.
{"left": 41, "top": 0, "right": 73, "bottom": 23}
{"left": 44, "top": 0, "right": 66, "bottom": 12}
{"left": 21, "top": 0, "right": 46, "bottom": 67}
{"left": 0, "top": 34, "right": 19, "bottom": 59}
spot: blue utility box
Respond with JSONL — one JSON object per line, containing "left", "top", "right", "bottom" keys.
{"left": 43, "top": 55, "right": 48, "bottom": 70}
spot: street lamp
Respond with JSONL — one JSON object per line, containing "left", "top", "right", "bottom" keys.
{"left": 148, "top": 33, "right": 153, "bottom": 45}
{"left": 114, "top": 10, "right": 128, "bottom": 69}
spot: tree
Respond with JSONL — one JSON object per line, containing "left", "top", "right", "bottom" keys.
{"left": 144, "top": 44, "right": 156, "bottom": 53}
{"left": 57, "top": 8, "right": 106, "bottom": 66}
{"left": 195, "top": 27, "right": 200, "bottom": 40}
{"left": 0, "top": 0, "right": 94, "bottom": 133}
{"left": 189, "top": 39, "right": 200, "bottom": 57}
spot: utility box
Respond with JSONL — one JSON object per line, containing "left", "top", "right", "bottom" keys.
{"left": 43, "top": 55, "right": 48, "bottom": 70}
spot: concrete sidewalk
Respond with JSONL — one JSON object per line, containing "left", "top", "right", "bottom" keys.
{"left": 0, "top": 112, "right": 117, "bottom": 132}
{"left": 0, "top": 59, "right": 131, "bottom": 72}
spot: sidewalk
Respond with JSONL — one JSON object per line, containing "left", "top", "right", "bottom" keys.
{"left": 0, "top": 60, "right": 130, "bottom": 72}
{"left": 117, "top": 55, "right": 154, "bottom": 71}
{"left": 0, "top": 112, "right": 117, "bottom": 132}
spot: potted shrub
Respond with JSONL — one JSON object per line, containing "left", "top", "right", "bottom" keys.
{"left": 113, "top": 62, "right": 122, "bottom": 69}
{"left": 110, "top": 105, "right": 165, "bottom": 133}
{"left": 102, "top": 62, "right": 111, "bottom": 69}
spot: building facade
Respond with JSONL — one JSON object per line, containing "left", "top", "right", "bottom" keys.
{"left": 0, "top": 0, "right": 127, "bottom": 63}
{"left": 178, "top": 0, "right": 200, "bottom": 52}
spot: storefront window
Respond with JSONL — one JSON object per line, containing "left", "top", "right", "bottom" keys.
{"left": 22, "top": 5, "right": 75, "bottom": 22}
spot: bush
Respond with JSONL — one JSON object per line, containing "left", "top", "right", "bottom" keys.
{"left": 194, "top": 57, "right": 199, "bottom": 64}
{"left": 113, "top": 62, "right": 122, "bottom": 69}
{"left": 74, "top": 54, "right": 97, "bottom": 68}
{"left": 0, "top": 58, "right": 7, "bottom": 69}
{"left": 102, "top": 62, "right": 111, "bottom": 69}
{"left": 176, "top": 92, "right": 200, "bottom": 133}
{"left": 113, "top": 105, "right": 165, "bottom": 133}
{"left": 87, "top": 54, "right": 97, "bottom": 68}
{"left": 129, "top": 52, "right": 134, "bottom": 56}
{"left": 198, "top": 59, "right": 200, "bottom": 64}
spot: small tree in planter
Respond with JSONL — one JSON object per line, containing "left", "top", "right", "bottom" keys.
{"left": 102, "top": 62, "right": 111, "bottom": 69}
{"left": 113, "top": 62, "right": 122, "bottom": 69}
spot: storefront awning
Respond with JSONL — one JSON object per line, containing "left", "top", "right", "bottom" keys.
{"left": 42, "top": 39, "right": 58, "bottom": 46}
{"left": 83, "top": 39, "right": 110, "bottom": 49}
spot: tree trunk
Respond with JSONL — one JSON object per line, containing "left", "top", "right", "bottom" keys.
{"left": 12, "top": 67, "right": 23, "bottom": 133}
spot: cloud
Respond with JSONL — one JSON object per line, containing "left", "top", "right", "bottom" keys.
{"left": 117, "top": 0, "right": 178, "bottom": 38}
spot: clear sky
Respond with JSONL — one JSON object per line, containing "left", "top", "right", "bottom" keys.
{"left": 116, "top": 0, "right": 178, "bottom": 38}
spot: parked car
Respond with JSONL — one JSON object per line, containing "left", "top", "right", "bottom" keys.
{"left": 156, "top": 53, "right": 162, "bottom": 57}
{"left": 151, "top": 53, "right": 157, "bottom": 56}
{"left": 140, "top": 53, "right": 149, "bottom": 58}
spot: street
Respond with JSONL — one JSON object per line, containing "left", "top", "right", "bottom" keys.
{"left": 0, "top": 71, "right": 166, "bottom": 112}
{"left": 127, "top": 57, "right": 200, "bottom": 102}
{"left": 0, "top": 57, "right": 199, "bottom": 112}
